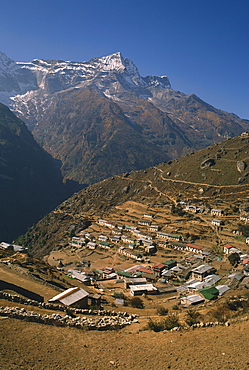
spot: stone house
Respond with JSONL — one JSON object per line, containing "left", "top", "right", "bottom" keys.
{"left": 191, "top": 264, "right": 216, "bottom": 281}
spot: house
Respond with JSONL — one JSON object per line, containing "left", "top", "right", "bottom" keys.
{"left": 98, "top": 219, "right": 108, "bottom": 226}
{"left": 117, "top": 269, "right": 141, "bottom": 279}
{"left": 240, "top": 214, "right": 249, "bottom": 222}
{"left": 124, "top": 277, "right": 147, "bottom": 289}
{"left": 225, "top": 273, "right": 243, "bottom": 289}
{"left": 141, "top": 272, "right": 157, "bottom": 282}
{"left": 98, "top": 235, "right": 109, "bottom": 242}
{"left": 186, "top": 243, "right": 203, "bottom": 254}
{"left": 121, "top": 235, "right": 134, "bottom": 244}
{"left": 215, "top": 285, "right": 230, "bottom": 296}
{"left": 197, "top": 286, "right": 219, "bottom": 300}
{"left": 156, "top": 232, "right": 181, "bottom": 241}
{"left": 212, "top": 219, "right": 224, "bottom": 227}
{"left": 144, "top": 213, "right": 154, "bottom": 219}
{"left": 0, "top": 242, "right": 12, "bottom": 250}
{"left": 133, "top": 267, "right": 157, "bottom": 281}
{"left": 149, "top": 224, "right": 159, "bottom": 232}
{"left": 187, "top": 274, "right": 220, "bottom": 292}
{"left": 112, "top": 228, "right": 122, "bottom": 235}
{"left": 203, "top": 274, "right": 221, "bottom": 286}
{"left": 223, "top": 244, "right": 241, "bottom": 255}
{"left": 49, "top": 287, "right": 89, "bottom": 308}
{"left": 118, "top": 247, "right": 141, "bottom": 260}
{"left": 211, "top": 209, "right": 223, "bottom": 217}
{"left": 187, "top": 280, "right": 207, "bottom": 292}
{"left": 168, "top": 241, "right": 186, "bottom": 251}
{"left": 70, "top": 237, "right": 85, "bottom": 247}
{"left": 83, "top": 232, "right": 93, "bottom": 240}
{"left": 87, "top": 242, "right": 96, "bottom": 250}
{"left": 242, "top": 257, "right": 249, "bottom": 266}
{"left": 0, "top": 242, "right": 27, "bottom": 253}
{"left": 152, "top": 263, "right": 166, "bottom": 277}
{"left": 186, "top": 205, "right": 197, "bottom": 213}
{"left": 109, "top": 235, "right": 121, "bottom": 243}
{"left": 137, "top": 238, "right": 154, "bottom": 247}
{"left": 99, "top": 241, "right": 112, "bottom": 250}
{"left": 102, "top": 267, "right": 116, "bottom": 279}
{"left": 157, "top": 285, "right": 177, "bottom": 294}
{"left": 166, "top": 233, "right": 182, "bottom": 242}
{"left": 191, "top": 264, "right": 216, "bottom": 281}
{"left": 89, "top": 293, "right": 102, "bottom": 308}
{"left": 145, "top": 245, "right": 157, "bottom": 254}
{"left": 124, "top": 225, "right": 137, "bottom": 231}
{"left": 130, "top": 283, "right": 157, "bottom": 296}
{"left": 181, "top": 294, "right": 205, "bottom": 306}
{"left": 161, "top": 269, "right": 173, "bottom": 279}
{"left": 162, "top": 259, "right": 177, "bottom": 270}
{"left": 128, "top": 243, "right": 136, "bottom": 250}
{"left": 157, "top": 231, "right": 169, "bottom": 239}
{"left": 138, "top": 220, "right": 151, "bottom": 227}
{"left": 67, "top": 269, "right": 93, "bottom": 285}
{"left": 98, "top": 219, "right": 115, "bottom": 228}
{"left": 132, "top": 230, "right": 153, "bottom": 240}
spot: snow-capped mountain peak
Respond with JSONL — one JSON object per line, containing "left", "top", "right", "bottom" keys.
{"left": 0, "top": 51, "right": 172, "bottom": 128}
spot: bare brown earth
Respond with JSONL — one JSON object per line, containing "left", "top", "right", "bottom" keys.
{"left": 1, "top": 317, "right": 249, "bottom": 370}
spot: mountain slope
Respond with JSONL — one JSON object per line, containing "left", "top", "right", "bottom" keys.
{"left": 0, "top": 103, "right": 76, "bottom": 242}
{"left": 18, "top": 132, "right": 249, "bottom": 256}
{"left": 32, "top": 87, "right": 192, "bottom": 184}
{"left": 148, "top": 89, "right": 249, "bottom": 148}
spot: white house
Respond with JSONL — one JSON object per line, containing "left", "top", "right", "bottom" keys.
{"left": 223, "top": 244, "right": 242, "bottom": 255}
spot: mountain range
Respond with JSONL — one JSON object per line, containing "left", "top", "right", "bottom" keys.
{"left": 0, "top": 51, "right": 248, "bottom": 185}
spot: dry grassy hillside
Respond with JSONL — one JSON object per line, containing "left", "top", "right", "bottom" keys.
{"left": 1, "top": 318, "right": 249, "bottom": 370}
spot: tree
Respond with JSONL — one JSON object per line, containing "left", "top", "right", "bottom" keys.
{"left": 238, "top": 224, "right": 249, "bottom": 237}
{"left": 228, "top": 252, "right": 240, "bottom": 267}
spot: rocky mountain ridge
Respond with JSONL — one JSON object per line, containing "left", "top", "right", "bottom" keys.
{"left": 0, "top": 51, "right": 248, "bottom": 186}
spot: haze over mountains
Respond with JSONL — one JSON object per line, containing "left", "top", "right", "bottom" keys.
{"left": 0, "top": 51, "right": 248, "bottom": 185}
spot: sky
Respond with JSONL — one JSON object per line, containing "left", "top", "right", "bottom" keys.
{"left": 0, "top": 0, "right": 248, "bottom": 119}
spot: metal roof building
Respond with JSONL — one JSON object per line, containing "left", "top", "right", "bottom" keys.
{"left": 49, "top": 287, "right": 89, "bottom": 308}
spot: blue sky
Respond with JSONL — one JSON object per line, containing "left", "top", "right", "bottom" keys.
{"left": 1, "top": 0, "right": 248, "bottom": 118}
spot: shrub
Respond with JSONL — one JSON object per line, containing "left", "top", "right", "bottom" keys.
{"left": 146, "top": 318, "right": 165, "bottom": 332}
{"left": 156, "top": 306, "right": 169, "bottom": 316}
{"left": 208, "top": 306, "right": 231, "bottom": 323}
{"left": 163, "top": 313, "right": 180, "bottom": 330}
{"left": 146, "top": 313, "right": 181, "bottom": 332}
{"left": 129, "top": 297, "right": 144, "bottom": 309}
{"left": 172, "top": 304, "right": 180, "bottom": 310}
{"left": 185, "top": 309, "right": 201, "bottom": 326}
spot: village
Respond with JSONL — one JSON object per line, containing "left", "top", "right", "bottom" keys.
{"left": 1, "top": 198, "right": 249, "bottom": 312}
{"left": 18, "top": 199, "right": 248, "bottom": 311}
